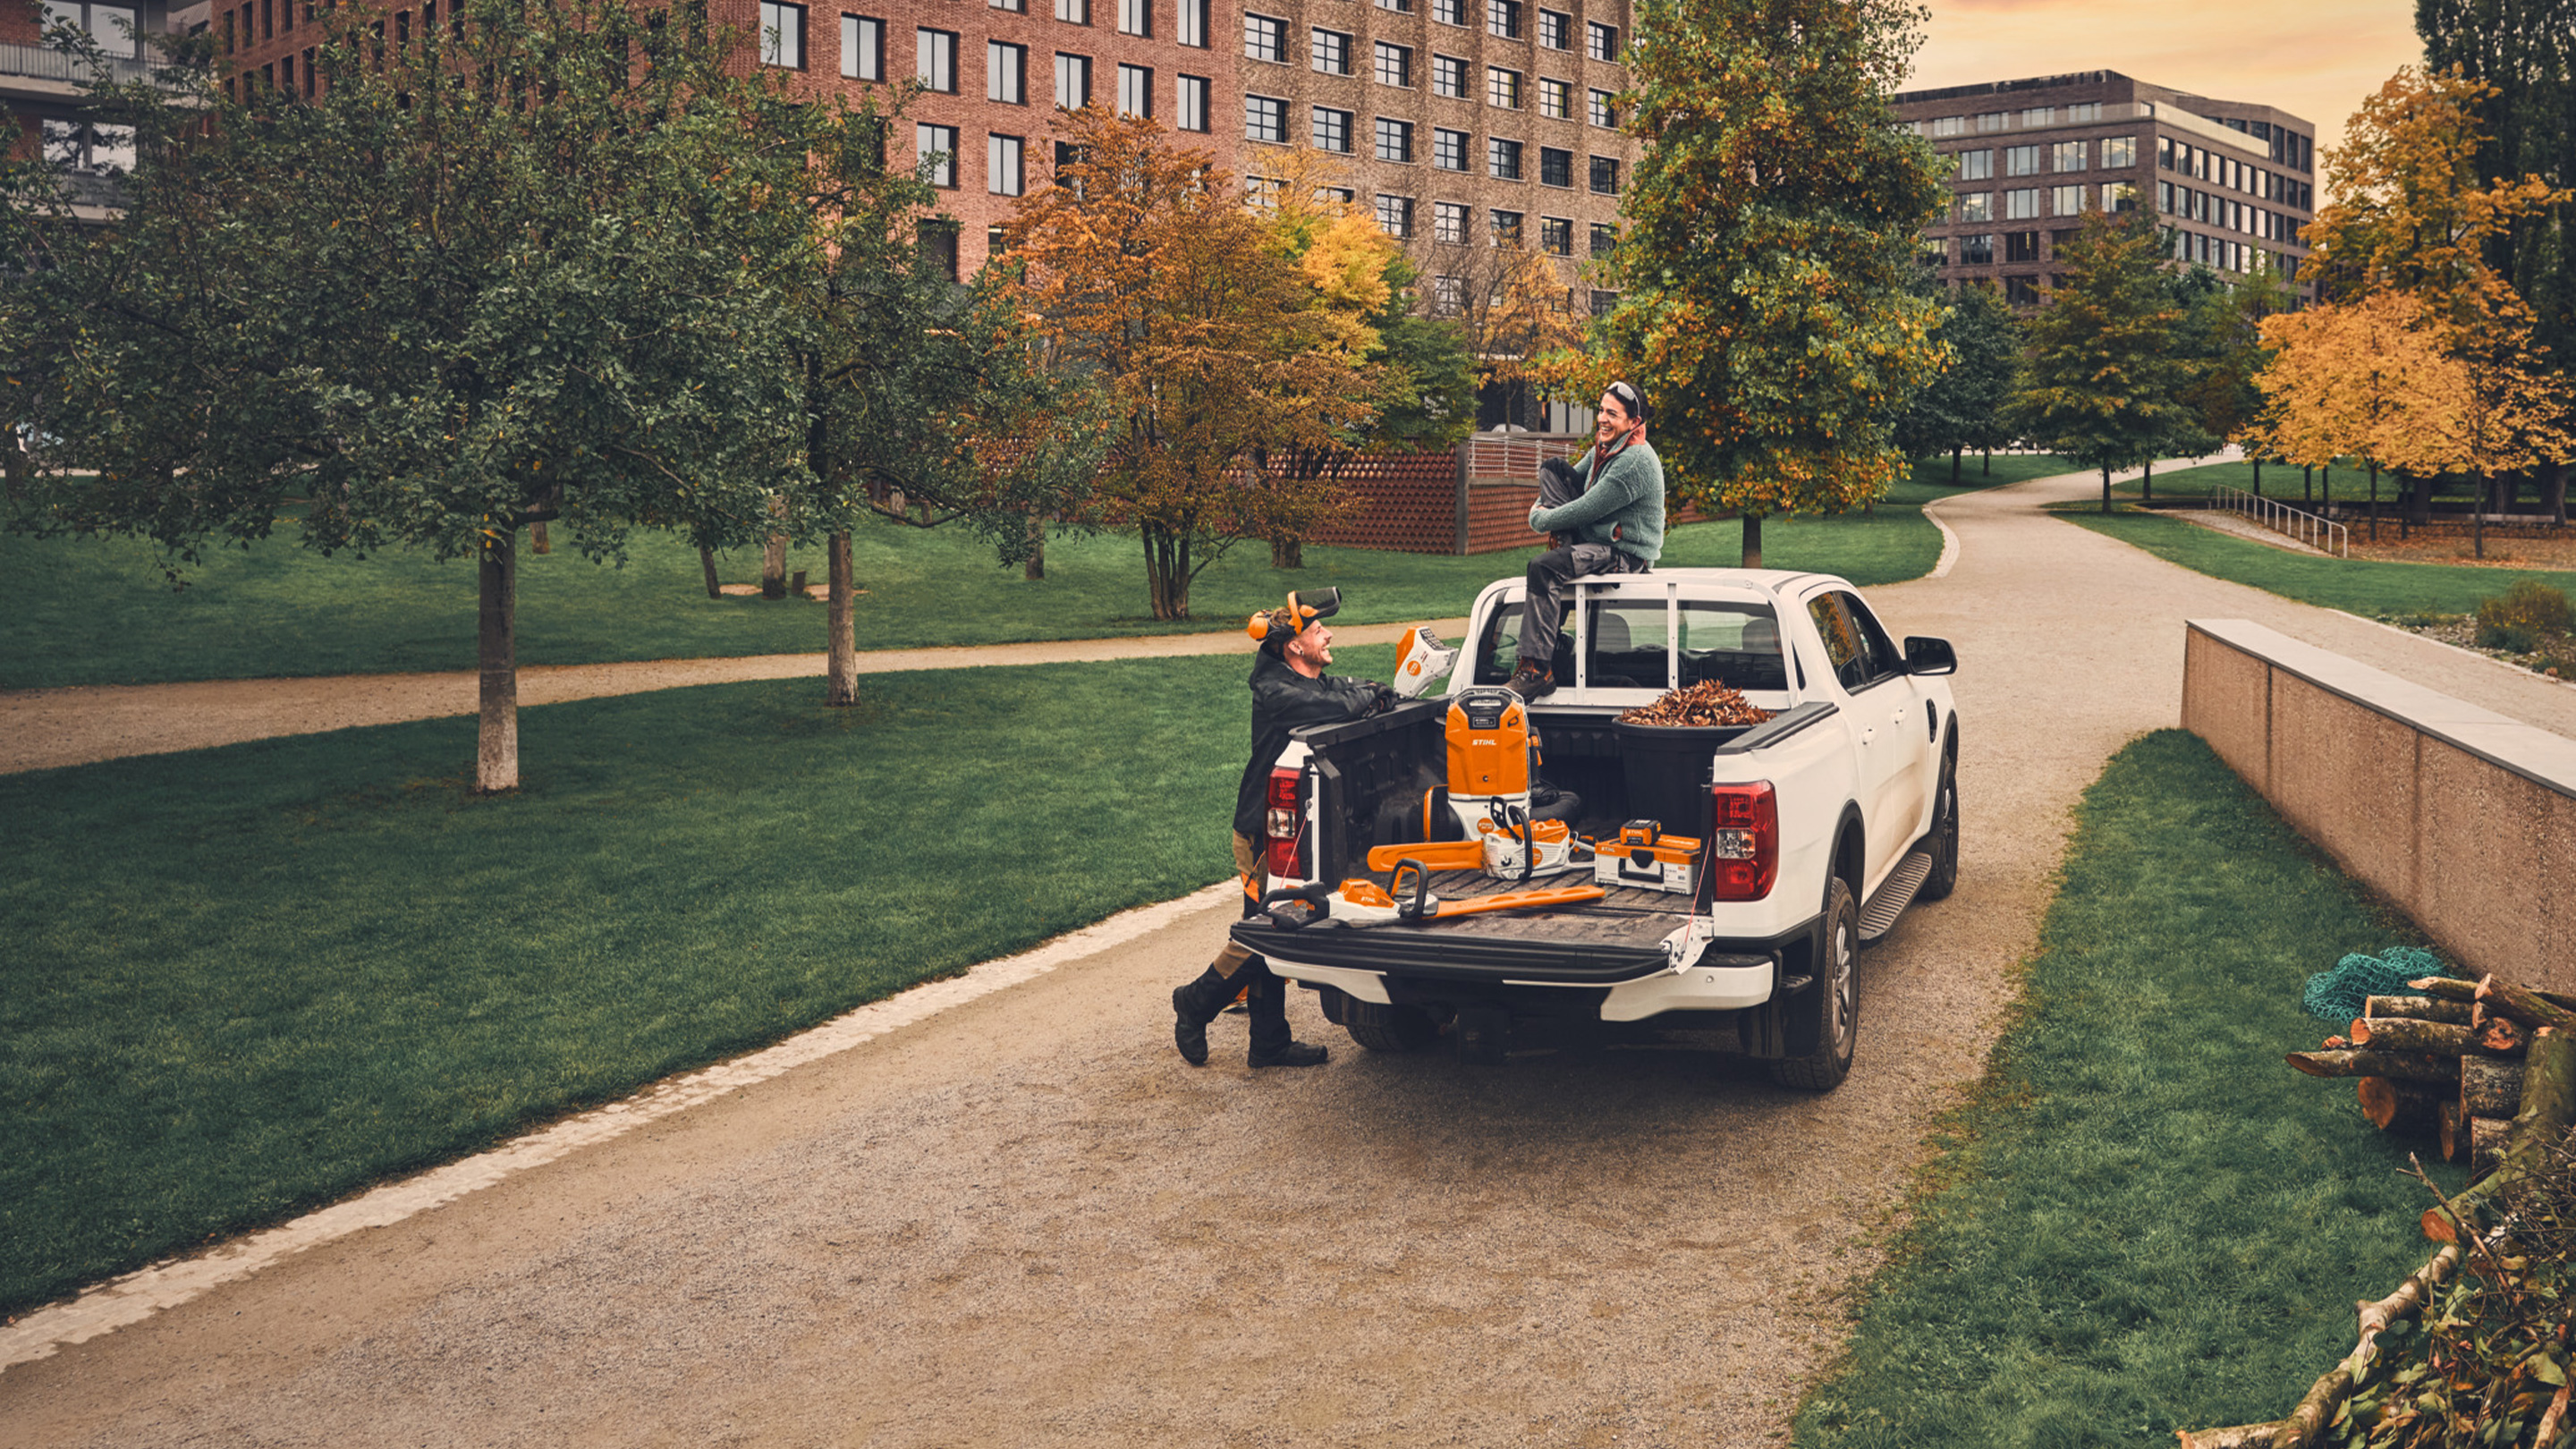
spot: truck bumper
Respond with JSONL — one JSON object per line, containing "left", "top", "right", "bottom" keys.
{"left": 1239, "top": 919, "right": 1815, "bottom": 1023}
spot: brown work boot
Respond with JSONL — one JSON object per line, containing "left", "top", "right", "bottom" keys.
{"left": 1506, "top": 665, "right": 1555, "bottom": 699}
{"left": 1171, "top": 965, "right": 1234, "bottom": 1066}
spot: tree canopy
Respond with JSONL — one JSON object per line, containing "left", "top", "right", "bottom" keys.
{"left": 2007, "top": 208, "right": 2195, "bottom": 511}
{"left": 1597, "top": 0, "right": 1949, "bottom": 565}
{"left": 1896, "top": 282, "right": 2021, "bottom": 483}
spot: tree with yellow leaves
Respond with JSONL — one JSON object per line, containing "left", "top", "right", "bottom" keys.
{"left": 1006, "top": 111, "right": 1387, "bottom": 619}
{"left": 2250, "top": 290, "right": 2446, "bottom": 539}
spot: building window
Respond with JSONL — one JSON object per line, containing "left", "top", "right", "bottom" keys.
{"left": 1177, "top": 73, "right": 1208, "bottom": 131}
{"left": 2157, "top": 179, "right": 2173, "bottom": 214}
{"left": 1537, "top": 77, "right": 1570, "bottom": 119}
{"left": 1243, "top": 13, "right": 1284, "bottom": 61}
{"left": 1432, "top": 275, "right": 1465, "bottom": 314}
{"left": 988, "top": 40, "right": 1025, "bottom": 102}
{"left": 1311, "top": 27, "right": 1349, "bottom": 72}
{"left": 1375, "top": 41, "right": 1411, "bottom": 86}
{"left": 1118, "top": 0, "right": 1148, "bottom": 35}
{"left": 988, "top": 133, "right": 1024, "bottom": 195}
{"left": 1955, "top": 148, "right": 1991, "bottom": 181}
{"left": 1119, "top": 63, "right": 1152, "bottom": 116}
{"left": 1488, "top": 137, "right": 1523, "bottom": 180}
{"left": 758, "top": 1, "right": 805, "bottom": 66}
{"left": 1929, "top": 115, "right": 1965, "bottom": 138}
{"left": 1376, "top": 116, "right": 1414, "bottom": 162}
{"left": 2106, "top": 180, "right": 2136, "bottom": 212}
{"left": 2157, "top": 136, "right": 2174, "bottom": 170}
{"left": 1177, "top": 0, "right": 1204, "bottom": 45}
{"left": 915, "top": 28, "right": 955, "bottom": 89}
{"left": 921, "top": 221, "right": 960, "bottom": 280}
{"left": 2004, "top": 275, "right": 2040, "bottom": 306}
{"left": 1376, "top": 0, "right": 1412, "bottom": 13}
{"left": 1977, "top": 112, "right": 2006, "bottom": 132}
{"left": 2004, "top": 144, "right": 2039, "bottom": 177}
{"left": 2067, "top": 102, "right": 2099, "bottom": 123}
{"left": 1588, "top": 89, "right": 1616, "bottom": 128}
{"left": 1960, "top": 232, "right": 1994, "bottom": 265}
{"left": 1538, "top": 146, "right": 1571, "bottom": 187}
{"left": 1589, "top": 221, "right": 1616, "bottom": 256}
{"left": 1376, "top": 194, "right": 1413, "bottom": 237}
{"left": 1245, "top": 93, "right": 1287, "bottom": 142}
{"left": 1919, "top": 234, "right": 1946, "bottom": 268}
{"left": 1432, "top": 54, "right": 1467, "bottom": 97}
{"left": 1055, "top": 52, "right": 1090, "bottom": 107}
{"left": 1589, "top": 288, "right": 1618, "bottom": 318}
{"left": 45, "top": 0, "right": 140, "bottom": 57}
{"left": 1539, "top": 216, "right": 1572, "bottom": 256}
{"left": 1431, "top": 0, "right": 1463, "bottom": 24}
{"left": 993, "top": 0, "right": 1024, "bottom": 13}
{"left": 2004, "top": 187, "right": 2039, "bottom": 219}
{"left": 1433, "top": 127, "right": 1468, "bottom": 171}
{"left": 1538, "top": 8, "right": 1569, "bottom": 47}
{"left": 840, "top": 14, "right": 882, "bottom": 78}
{"left": 1313, "top": 105, "right": 1352, "bottom": 152}
{"left": 41, "top": 120, "right": 135, "bottom": 173}
{"left": 2102, "top": 135, "right": 2136, "bottom": 168}
{"left": 917, "top": 123, "right": 958, "bottom": 186}
{"left": 1588, "top": 154, "right": 1617, "bottom": 194}
{"left": 1486, "top": 0, "right": 1519, "bottom": 37}
{"left": 1490, "top": 208, "right": 1522, "bottom": 247}
{"left": 1487, "top": 67, "right": 1519, "bottom": 109}
{"left": 1055, "top": 0, "right": 1087, "bottom": 21}
{"left": 1957, "top": 191, "right": 1992, "bottom": 223}
{"left": 2051, "top": 140, "right": 2085, "bottom": 173}
{"left": 1434, "top": 202, "right": 1469, "bottom": 244}
{"left": 2050, "top": 183, "right": 2084, "bottom": 216}
{"left": 1585, "top": 19, "right": 1615, "bottom": 59}
{"left": 2004, "top": 230, "right": 2038, "bottom": 262}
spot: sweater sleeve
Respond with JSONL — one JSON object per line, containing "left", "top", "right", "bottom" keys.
{"left": 1530, "top": 451, "right": 1648, "bottom": 532}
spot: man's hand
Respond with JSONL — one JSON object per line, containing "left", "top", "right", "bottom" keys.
{"left": 1364, "top": 681, "right": 1400, "bottom": 716}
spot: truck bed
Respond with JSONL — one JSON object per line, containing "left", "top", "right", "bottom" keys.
{"left": 1405, "top": 868, "right": 1696, "bottom": 950}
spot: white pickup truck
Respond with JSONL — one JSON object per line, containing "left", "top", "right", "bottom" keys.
{"left": 1230, "top": 568, "right": 1960, "bottom": 1089}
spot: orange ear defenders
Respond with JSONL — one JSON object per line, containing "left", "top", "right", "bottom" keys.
{"left": 1246, "top": 588, "right": 1343, "bottom": 643}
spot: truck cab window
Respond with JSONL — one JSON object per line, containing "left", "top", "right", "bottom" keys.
{"left": 1831, "top": 590, "right": 1905, "bottom": 686}
{"left": 1677, "top": 601, "right": 1787, "bottom": 692}
{"left": 1807, "top": 594, "right": 1868, "bottom": 691}
{"left": 1471, "top": 602, "right": 1527, "bottom": 684}
{"left": 1582, "top": 598, "right": 1668, "bottom": 689}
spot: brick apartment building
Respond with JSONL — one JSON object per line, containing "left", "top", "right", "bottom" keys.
{"left": 5, "top": 0, "right": 165, "bottom": 217}
{"left": 1889, "top": 71, "right": 2317, "bottom": 305}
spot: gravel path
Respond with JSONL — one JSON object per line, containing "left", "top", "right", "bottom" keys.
{"left": 6, "top": 469, "right": 2575, "bottom": 1448}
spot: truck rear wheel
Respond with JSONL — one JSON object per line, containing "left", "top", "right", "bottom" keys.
{"left": 1768, "top": 877, "right": 1858, "bottom": 1091}
{"left": 1344, "top": 1000, "right": 1441, "bottom": 1053}
{"left": 1919, "top": 755, "right": 1960, "bottom": 902}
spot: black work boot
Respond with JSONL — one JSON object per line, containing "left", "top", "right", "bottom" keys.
{"left": 1171, "top": 964, "right": 1235, "bottom": 1066}
{"left": 1244, "top": 965, "right": 1329, "bottom": 1068}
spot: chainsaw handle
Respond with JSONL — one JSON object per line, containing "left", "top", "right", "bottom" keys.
{"left": 1259, "top": 881, "right": 1335, "bottom": 931}
{"left": 1385, "top": 859, "right": 1434, "bottom": 923}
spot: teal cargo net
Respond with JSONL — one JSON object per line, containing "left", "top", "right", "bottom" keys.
{"left": 2303, "top": 946, "right": 2450, "bottom": 1024}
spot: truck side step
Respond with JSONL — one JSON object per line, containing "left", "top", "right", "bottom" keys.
{"left": 1859, "top": 851, "right": 1933, "bottom": 945}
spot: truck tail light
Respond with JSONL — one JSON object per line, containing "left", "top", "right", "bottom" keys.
{"left": 1707, "top": 782, "right": 1777, "bottom": 901}
{"left": 1265, "top": 767, "right": 1307, "bottom": 878}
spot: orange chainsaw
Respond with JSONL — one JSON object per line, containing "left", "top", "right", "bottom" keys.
{"left": 1261, "top": 858, "right": 1605, "bottom": 929}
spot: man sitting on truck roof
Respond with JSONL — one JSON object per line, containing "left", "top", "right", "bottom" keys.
{"left": 1169, "top": 592, "right": 1394, "bottom": 1070}
{"left": 1510, "top": 381, "right": 1665, "bottom": 699}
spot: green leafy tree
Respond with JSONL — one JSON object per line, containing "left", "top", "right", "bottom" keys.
{"left": 2008, "top": 208, "right": 2194, "bottom": 513}
{"left": 2, "top": 0, "right": 817, "bottom": 792}
{"left": 1898, "top": 282, "right": 2022, "bottom": 483}
{"left": 1597, "top": 0, "right": 1949, "bottom": 566}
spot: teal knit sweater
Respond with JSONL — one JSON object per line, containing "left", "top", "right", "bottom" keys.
{"left": 1530, "top": 440, "right": 1665, "bottom": 563}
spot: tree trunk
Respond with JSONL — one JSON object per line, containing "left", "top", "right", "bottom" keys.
{"left": 0, "top": 434, "right": 24, "bottom": 502}
{"left": 2251, "top": 458, "right": 2261, "bottom": 494}
{"left": 826, "top": 530, "right": 857, "bottom": 708}
{"left": 2367, "top": 994, "right": 2473, "bottom": 1024}
{"left": 2347, "top": 1016, "right": 2484, "bottom": 1056}
{"left": 2302, "top": 464, "right": 2312, "bottom": 503}
{"left": 1143, "top": 526, "right": 1192, "bottom": 621}
{"left": 1024, "top": 516, "right": 1046, "bottom": 580}
{"left": 2284, "top": 1048, "right": 2456, "bottom": 1083}
{"left": 2474, "top": 474, "right": 2486, "bottom": 560}
{"left": 2141, "top": 460, "right": 2153, "bottom": 503}
{"left": 1981, "top": 447, "right": 1990, "bottom": 475}
{"left": 761, "top": 521, "right": 788, "bottom": 599}
{"left": 2100, "top": 462, "right": 2112, "bottom": 514}
{"left": 2469, "top": 1114, "right": 2510, "bottom": 1174}
{"left": 2440, "top": 1098, "right": 2466, "bottom": 1161}
{"left": 476, "top": 529, "right": 519, "bottom": 794}
{"left": 2367, "top": 464, "right": 2378, "bottom": 542}
{"left": 1950, "top": 445, "right": 1962, "bottom": 484}
{"left": 699, "top": 545, "right": 721, "bottom": 599}
{"left": 2547, "top": 460, "right": 2568, "bottom": 526}
{"left": 2357, "top": 1076, "right": 2444, "bottom": 1132}
{"left": 2461, "top": 1055, "right": 2525, "bottom": 1119}
{"left": 2425, "top": 1025, "right": 2576, "bottom": 1242}
{"left": 1741, "top": 513, "right": 1763, "bottom": 568}
{"left": 1272, "top": 536, "right": 1304, "bottom": 569}
{"left": 530, "top": 520, "right": 550, "bottom": 555}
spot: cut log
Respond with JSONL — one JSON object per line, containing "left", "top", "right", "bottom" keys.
{"left": 2426, "top": 1026, "right": 2576, "bottom": 1242}
{"left": 2476, "top": 1016, "right": 2531, "bottom": 1055}
{"left": 2357, "top": 1078, "right": 2444, "bottom": 1133}
{"left": 2346, "top": 1017, "right": 2479, "bottom": 1055}
{"left": 2175, "top": 1425, "right": 2282, "bottom": 1449}
{"left": 2405, "top": 976, "right": 2576, "bottom": 1011}
{"left": 2470, "top": 1115, "right": 2511, "bottom": 1175}
{"left": 2462, "top": 1055, "right": 2526, "bottom": 1119}
{"left": 2285, "top": 1049, "right": 2456, "bottom": 1084}
{"left": 2366, "top": 994, "right": 2472, "bottom": 1024}
{"left": 2440, "top": 1100, "right": 2465, "bottom": 1162}
{"left": 2473, "top": 976, "right": 2576, "bottom": 1032}
{"left": 2322, "top": 1036, "right": 2349, "bottom": 1050}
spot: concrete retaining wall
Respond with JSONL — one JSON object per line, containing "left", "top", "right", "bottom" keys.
{"left": 2182, "top": 619, "right": 2576, "bottom": 987}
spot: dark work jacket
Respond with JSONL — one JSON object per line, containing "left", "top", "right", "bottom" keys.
{"left": 1231, "top": 644, "right": 1386, "bottom": 842}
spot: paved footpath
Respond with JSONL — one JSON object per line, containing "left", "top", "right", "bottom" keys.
{"left": 6, "top": 470, "right": 2574, "bottom": 1448}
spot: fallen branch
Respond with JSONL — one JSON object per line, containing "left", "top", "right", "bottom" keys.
{"left": 2174, "top": 1424, "right": 2281, "bottom": 1448}
{"left": 2285, "top": 1049, "right": 2457, "bottom": 1084}
{"left": 2408, "top": 976, "right": 2576, "bottom": 1013}
{"left": 2425, "top": 1026, "right": 2576, "bottom": 1243}
{"left": 2474, "top": 976, "right": 2576, "bottom": 1033}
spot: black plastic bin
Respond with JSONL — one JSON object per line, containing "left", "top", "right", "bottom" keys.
{"left": 1613, "top": 719, "right": 1754, "bottom": 839}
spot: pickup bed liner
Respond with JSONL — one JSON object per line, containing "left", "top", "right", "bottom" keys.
{"left": 1397, "top": 869, "right": 1695, "bottom": 948}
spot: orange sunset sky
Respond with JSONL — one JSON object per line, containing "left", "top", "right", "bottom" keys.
{"left": 1909, "top": 0, "right": 2428, "bottom": 163}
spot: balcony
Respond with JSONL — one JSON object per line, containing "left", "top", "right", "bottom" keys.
{"left": 1, "top": 40, "right": 158, "bottom": 102}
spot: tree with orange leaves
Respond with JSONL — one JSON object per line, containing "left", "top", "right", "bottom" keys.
{"left": 1005, "top": 110, "right": 1385, "bottom": 619}
{"left": 2250, "top": 290, "right": 2448, "bottom": 539}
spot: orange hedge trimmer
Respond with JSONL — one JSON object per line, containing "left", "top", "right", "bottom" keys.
{"left": 1260, "top": 858, "right": 1605, "bottom": 930}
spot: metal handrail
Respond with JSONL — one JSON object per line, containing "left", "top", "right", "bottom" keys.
{"left": 2213, "top": 484, "right": 2348, "bottom": 557}
{"left": 0, "top": 40, "right": 159, "bottom": 86}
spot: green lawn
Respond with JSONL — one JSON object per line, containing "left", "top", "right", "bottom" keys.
{"left": 0, "top": 462, "right": 2038, "bottom": 691}
{"left": 2053, "top": 506, "right": 2576, "bottom": 618}
{"left": 1903, "top": 452, "right": 2087, "bottom": 493}
{"left": 2113, "top": 460, "right": 2400, "bottom": 505}
{"left": 1795, "top": 730, "right": 2465, "bottom": 1449}
{"left": 0, "top": 647, "right": 1315, "bottom": 1316}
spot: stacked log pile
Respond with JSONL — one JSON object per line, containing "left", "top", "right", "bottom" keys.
{"left": 2178, "top": 972, "right": 2576, "bottom": 1448}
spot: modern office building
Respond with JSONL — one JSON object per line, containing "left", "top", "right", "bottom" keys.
{"left": 1890, "top": 71, "right": 2317, "bottom": 305}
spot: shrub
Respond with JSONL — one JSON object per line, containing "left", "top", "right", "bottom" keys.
{"left": 2475, "top": 581, "right": 2574, "bottom": 647}
{"left": 2480, "top": 622, "right": 2539, "bottom": 654}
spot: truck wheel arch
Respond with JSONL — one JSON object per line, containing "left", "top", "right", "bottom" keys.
{"left": 1831, "top": 804, "right": 1866, "bottom": 901}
